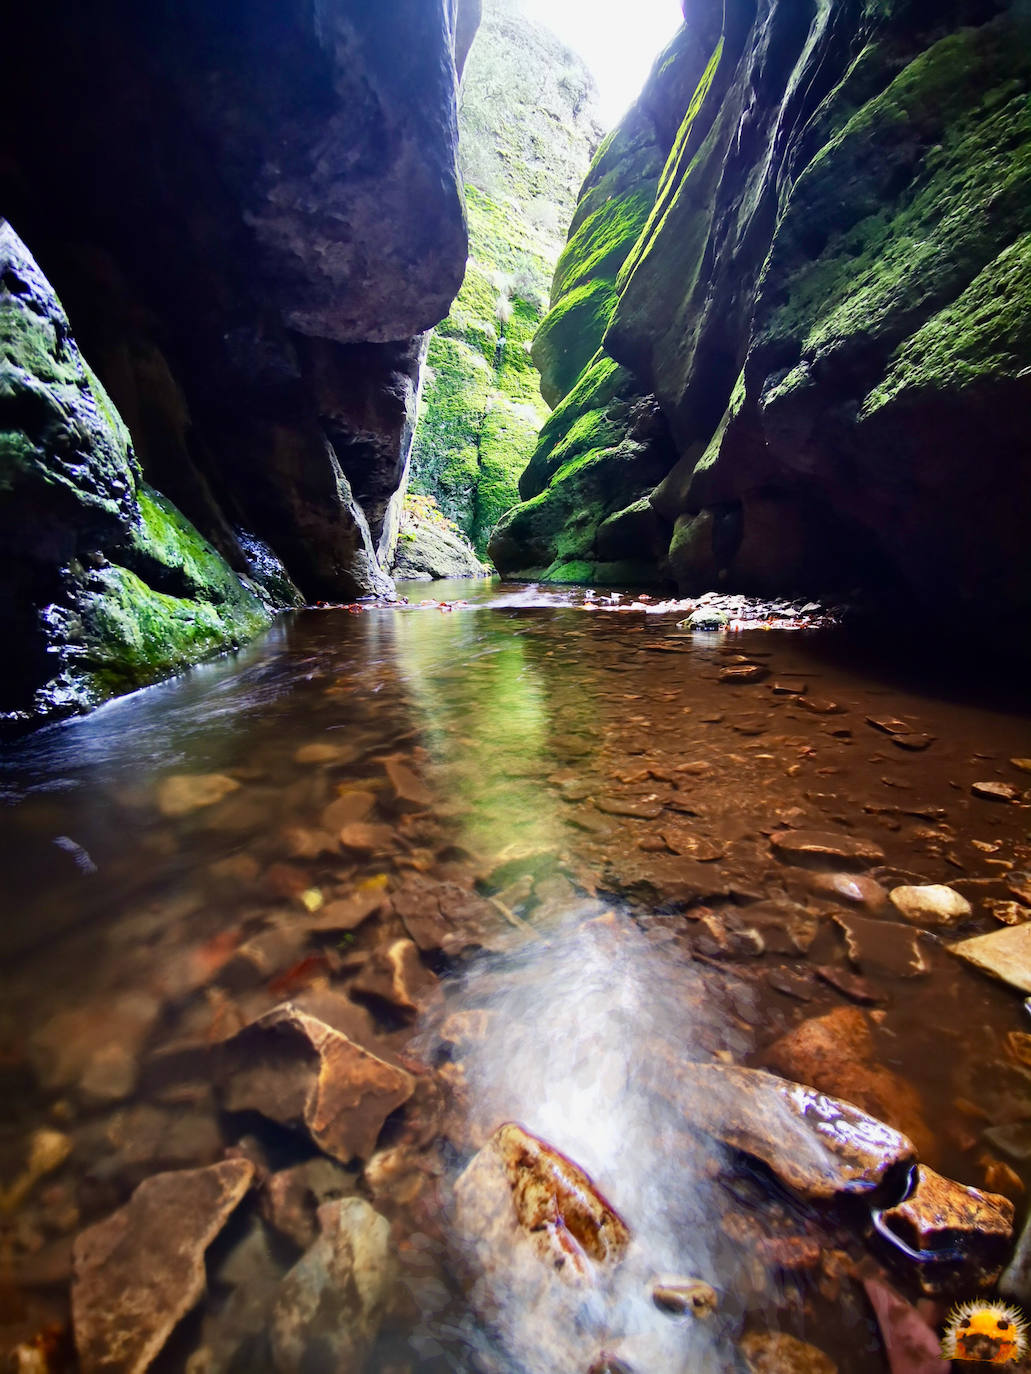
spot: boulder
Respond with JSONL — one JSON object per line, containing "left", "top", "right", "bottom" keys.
{"left": 217, "top": 1004, "right": 414, "bottom": 1162}
{"left": 261, "top": 1158, "right": 357, "bottom": 1251}
{"left": 770, "top": 830, "right": 885, "bottom": 871}
{"left": 269, "top": 1198, "right": 393, "bottom": 1374}
{"left": 71, "top": 1159, "right": 253, "bottom": 1374}
{"left": 349, "top": 937, "right": 437, "bottom": 1018}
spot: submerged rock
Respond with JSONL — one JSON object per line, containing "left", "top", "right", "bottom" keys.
{"left": 764, "top": 1007, "right": 934, "bottom": 1162}
{"left": 770, "top": 830, "right": 885, "bottom": 871}
{"left": 739, "top": 1331, "right": 838, "bottom": 1373}
{"left": 833, "top": 912, "right": 930, "bottom": 979}
{"left": 217, "top": 1004, "right": 413, "bottom": 1163}
{"left": 269, "top": 1197, "right": 393, "bottom": 1374}
{"left": 949, "top": 923, "right": 1031, "bottom": 994}
{"left": 674, "top": 1064, "right": 916, "bottom": 1202}
{"left": 71, "top": 1159, "right": 253, "bottom": 1374}
{"left": 156, "top": 773, "right": 240, "bottom": 817}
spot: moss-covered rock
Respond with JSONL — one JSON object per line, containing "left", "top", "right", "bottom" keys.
{"left": 0, "top": 221, "right": 276, "bottom": 727}
{"left": 391, "top": 492, "right": 490, "bottom": 581}
{"left": 502, "top": 0, "right": 1031, "bottom": 625}
{"left": 491, "top": 21, "right": 721, "bottom": 583}
{"left": 409, "top": 0, "right": 601, "bottom": 560}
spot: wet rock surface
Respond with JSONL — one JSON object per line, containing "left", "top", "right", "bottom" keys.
{"left": 877, "top": 1163, "right": 1014, "bottom": 1293}
{"left": 4, "top": 585, "right": 1031, "bottom": 1371}
{"left": 675, "top": 1064, "right": 916, "bottom": 1202}
{"left": 270, "top": 1197, "right": 393, "bottom": 1374}
{"left": 71, "top": 1159, "right": 253, "bottom": 1373}
{"left": 217, "top": 1004, "right": 414, "bottom": 1163}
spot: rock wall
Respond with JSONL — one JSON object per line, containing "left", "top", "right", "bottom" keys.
{"left": 0, "top": 0, "right": 477, "bottom": 725}
{"left": 407, "top": 0, "right": 601, "bottom": 559}
{"left": 493, "top": 0, "right": 1031, "bottom": 623}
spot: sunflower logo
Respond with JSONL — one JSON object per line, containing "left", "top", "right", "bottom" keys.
{"left": 941, "top": 1300, "right": 1028, "bottom": 1363}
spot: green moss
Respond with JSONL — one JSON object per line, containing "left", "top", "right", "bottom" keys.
{"left": 410, "top": 180, "right": 552, "bottom": 554}
{"left": 78, "top": 559, "right": 269, "bottom": 701}
{"left": 759, "top": 23, "right": 1031, "bottom": 383}
{"left": 550, "top": 187, "right": 658, "bottom": 303}
{"left": 531, "top": 279, "right": 619, "bottom": 407}
{"left": 863, "top": 231, "right": 1031, "bottom": 412}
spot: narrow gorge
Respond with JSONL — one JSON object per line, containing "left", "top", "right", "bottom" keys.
{"left": 2, "top": 2, "right": 1030, "bottom": 1373}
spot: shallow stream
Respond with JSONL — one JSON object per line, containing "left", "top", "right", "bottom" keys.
{"left": 2, "top": 580, "right": 1030, "bottom": 1372}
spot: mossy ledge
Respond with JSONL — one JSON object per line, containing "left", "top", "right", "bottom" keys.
{"left": 0, "top": 222, "right": 278, "bottom": 728}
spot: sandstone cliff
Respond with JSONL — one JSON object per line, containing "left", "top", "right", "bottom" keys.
{"left": 406, "top": 0, "right": 601, "bottom": 559}
{"left": 491, "top": 0, "right": 1031, "bottom": 625}
{"left": 0, "top": 0, "right": 477, "bottom": 725}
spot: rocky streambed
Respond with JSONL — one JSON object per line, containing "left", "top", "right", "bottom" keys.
{"left": 2, "top": 580, "right": 1030, "bottom": 1372}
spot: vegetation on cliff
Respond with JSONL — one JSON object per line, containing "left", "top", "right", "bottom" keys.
{"left": 408, "top": 0, "right": 600, "bottom": 560}
{"left": 492, "top": 0, "right": 1031, "bottom": 626}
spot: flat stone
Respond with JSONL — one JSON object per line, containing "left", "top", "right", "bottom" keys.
{"left": 891, "top": 734, "right": 936, "bottom": 751}
{"left": 29, "top": 993, "right": 161, "bottom": 1105}
{"left": 217, "top": 1004, "right": 413, "bottom": 1162}
{"left": 293, "top": 742, "right": 349, "bottom": 766}
{"left": 771, "top": 682, "right": 806, "bottom": 695}
{"left": 306, "top": 887, "right": 385, "bottom": 932}
{"left": 270, "top": 1198, "right": 392, "bottom": 1374}
{"left": 349, "top": 938, "right": 436, "bottom": 1018}
{"left": 949, "top": 923, "right": 1031, "bottom": 994}
{"left": 454, "top": 1123, "right": 630, "bottom": 1282}
{"left": 764, "top": 1007, "right": 934, "bottom": 1159}
{"left": 1007, "top": 872, "right": 1031, "bottom": 906}
{"left": 1011, "top": 759, "right": 1031, "bottom": 774}
{"left": 719, "top": 664, "right": 768, "bottom": 684}
{"left": 866, "top": 717, "right": 912, "bottom": 736}
{"left": 674, "top": 1063, "right": 916, "bottom": 1202}
{"left": 72, "top": 1159, "right": 253, "bottom": 1374}
{"left": 983, "top": 1121, "right": 1031, "bottom": 1162}
{"left": 972, "top": 780, "right": 1021, "bottom": 803}
{"left": 888, "top": 884, "right": 972, "bottom": 928}
{"left": 814, "top": 965, "right": 882, "bottom": 1005}
{"left": 796, "top": 697, "right": 844, "bottom": 715}
{"left": 834, "top": 912, "right": 929, "bottom": 977}
{"left": 739, "top": 1331, "right": 838, "bottom": 1372}
{"left": 694, "top": 913, "right": 765, "bottom": 959}
{"left": 660, "top": 828, "right": 725, "bottom": 862}
{"left": 595, "top": 795, "right": 664, "bottom": 819}
{"left": 770, "top": 829, "right": 885, "bottom": 870}
{"left": 879, "top": 1163, "right": 1014, "bottom": 1293}
{"left": 602, "top": 853, "right": 730, "bottom": 909}
{"left": 220, "top": 926, "right": 309, "bottom": 988}
{"left": 155, "top": 772, "right": 240, "bottom": 817}
{"left": 382, "top": 757, "right": 432, "bottom": 810}
{"left": 392, "top": 878, "right": 497, "bottom": 955}
{"left": 321, "top": 790, "right": 377, "bottom": 829}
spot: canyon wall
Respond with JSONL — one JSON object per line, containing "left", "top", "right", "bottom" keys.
{"left": 491, "top": 0, "right": 1031, "bottom": 624}
{"left": 0, "top": 0, "right": 477, "bottom": 726}
{"left": 407, "top": 0, "right": 601, "bottom": 559}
